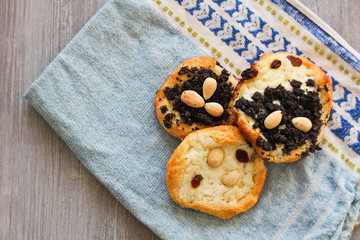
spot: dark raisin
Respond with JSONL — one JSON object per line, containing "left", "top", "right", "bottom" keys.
{"left": 287, "top": 55, "right": 302, "bottom": 67}
{"left": 236, "top": 150, "right": 249, "bottom": 163}
{"left": 241, "top": 68, "right": 258, "bottom": 80}
{"left": 271, "top": 60, "right": 282, "bottom": 69}
{"left": 191, "top": 175, "right": 203, "bottom": 188}
{"left": 160, "top": 106, "right": 168, "bottom": 114}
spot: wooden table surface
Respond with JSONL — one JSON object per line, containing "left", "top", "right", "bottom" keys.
{"left": 1, "top": 0, "right": 359, "bottom": 239}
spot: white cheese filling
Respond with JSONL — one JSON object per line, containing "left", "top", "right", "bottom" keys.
{"left": 178, "top": 132, "right": 257, "bottom": 206}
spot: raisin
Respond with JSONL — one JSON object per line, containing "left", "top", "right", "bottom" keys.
{"left": 236, "top": 149, "right": 249, "bottom": 163}
{"left": 241, "top": 68, "right": 258, "bottom": 80}
{"left": 287, "top": 55, "right": 302, "bottom": 67}
{"left": 191, "top": 175, "right": 203, "bottom": 188}
{"left": 271, "top": 60, "right": 282, "bottom": 69}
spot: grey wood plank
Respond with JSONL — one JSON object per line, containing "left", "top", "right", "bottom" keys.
{"left": 0, "top": 0, "right": 359, "bottom": 239}
{"left": 0, "top": 0, "right": 159, "bottom": 239}
{"left": 300, "top": 0, "right": 360, "bottom": 54}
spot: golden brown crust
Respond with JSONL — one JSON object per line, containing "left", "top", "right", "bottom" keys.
{"left": 233, "top": 52, "right": 332, "bottom": 163}
{"left": 165, "top": 125, "right": 267, "bottom": 219}
{"left": 154, "top": 57, "right": 239, "bottom": 139}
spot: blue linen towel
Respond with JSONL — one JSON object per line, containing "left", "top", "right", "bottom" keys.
{"left": 24, "top": 0, "right": 360, "bottom": 239}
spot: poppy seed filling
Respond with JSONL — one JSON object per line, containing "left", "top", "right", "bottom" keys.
{"left": 234, "top": 79, "right": 323, "bottom": 156}
{"left": 163, "top": 66, "right": 233, "bottom": 127}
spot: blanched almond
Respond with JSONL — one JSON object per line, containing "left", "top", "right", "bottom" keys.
{"left": 221, "top": 170, "right": 241, "bottom": 187}
{"left": 202, "top": 77, "right": 217, "bottom": 100}
{"left": 264, "top": 110, "right": 282, "bottom": 129}
{"left": 292, "top": 117, "right": 312, "bottom": 132}
{"left": 181, "top": 90, "right": 205, "bottom": 108}
{"left": 204, "top": 102, "right": 224, "bottom": 117}
{"left": 207, "top": 147, "right": 225, "bottom": 168}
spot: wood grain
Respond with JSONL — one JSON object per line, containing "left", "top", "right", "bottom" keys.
{"left": 0, "top": 0, "right": 359, "bottom": 239}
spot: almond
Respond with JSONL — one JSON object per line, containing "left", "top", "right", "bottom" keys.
{"left": 204, "top": 102, "right": 224, "bottom": 117}
{"left": 181, "top": 90, "right": 205, "bottom": 108}
{"left": 221, "top": 170, "right": 241, "bottom": 187}
{"left": 292, "top": 117, "right": 312, "bottom": 132}
{"left": 207, "top": 147, "right": 225, "bottom": 168}
{"left": 264, "top": 110, "right": 282, "bottom": 129}
{"left": 202, "top": 77, "right": 217, "bottom": 100}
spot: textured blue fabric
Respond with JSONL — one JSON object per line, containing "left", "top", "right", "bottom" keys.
{"left": 24, "top": 0, "right": 360, "bottom": 239}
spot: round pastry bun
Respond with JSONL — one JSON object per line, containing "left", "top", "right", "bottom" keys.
{"left": 154, "top": 57, "right": 239, "bottom": 139}
{"left": 233, "top": 52, "right": 332, "bottom": 163}
{"left": 165, "top": 125, "right": 267, "bottom": 219}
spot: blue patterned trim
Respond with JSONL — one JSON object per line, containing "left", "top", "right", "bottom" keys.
{"left": 332, "top": 77, "right": 360, "bottom": 124}
{"left": 328, "top": 109, "right": 360, "bottom": 155}
{"left": 272, "top": 0, "right": 360, "bottom": 73}
{"left": 211, "top": 0, "right": 303, "bottom": 55}
{"left": 177, "top": 0, "right": 265, "bottom": 65}
{"left": 328, "top": 77, "right": 360, "bottom": 155}
{"left": 348, "top": 97, "right": 360, "bottom": 122}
